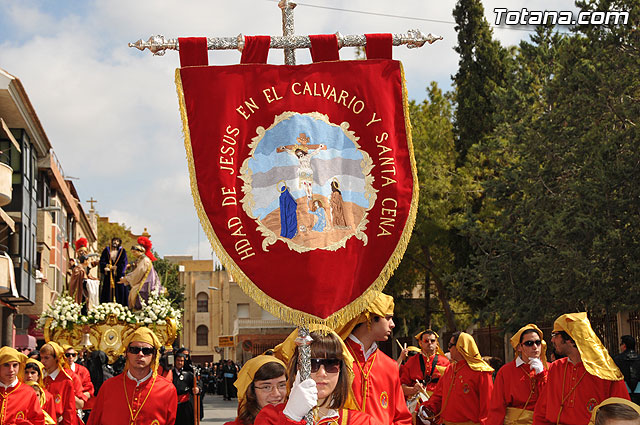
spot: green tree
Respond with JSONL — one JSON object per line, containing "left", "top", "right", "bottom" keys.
{"left": 387, "top": 83, "right": 473, "bottom": 334}
{"left": 96, "top": 219, "right": 136, "bottom": 252}
{"left": 463, "top": 1, "right": 640, "bottom": 329}
{"left": 154, "top": 258, "right": 184, "bottom": 309}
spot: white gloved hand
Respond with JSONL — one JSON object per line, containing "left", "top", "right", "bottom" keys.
{"left": 529, "top": 357, "right": 544, "bottom": 375}
{"left": 282, "top": 371, "right": 317, "bottom": 421}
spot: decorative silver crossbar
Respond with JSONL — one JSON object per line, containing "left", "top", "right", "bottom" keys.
{"left": 128, "top": 30, "right": 442, "bottom": 57}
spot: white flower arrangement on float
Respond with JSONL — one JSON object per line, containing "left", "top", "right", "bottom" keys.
{"left": 84, "top": 302, "right": 137, "bottom": 324}
{"left": 136, "top": 291, "right": 183, "bottom": 330}
{"left": 38, "top": 295, "right": 82, "bottom": 331}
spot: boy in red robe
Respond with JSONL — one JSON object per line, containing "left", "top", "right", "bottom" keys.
{"left": 336, "top": 293, "right": 412, "bottom": 425}
{"left": 533, "top": 313, "right": 629, "bottom": 425}
{"left": 87, "top": 327, "right": 177, "bottom": 425}
{"left": 488, "top": 324, "right": 548, "bottom": 425}
{"left": 0, "top": 346, "right": 45, "bottom": 425}
{"left": 421, "top": 332, "right": 494, "bottom": 425}
{"left": 40, "top": 342, "right": 78, "bottom": 425}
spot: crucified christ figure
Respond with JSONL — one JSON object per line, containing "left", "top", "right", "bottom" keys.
{"left": 276, "top": 133, "right": 326, "bottom": 206}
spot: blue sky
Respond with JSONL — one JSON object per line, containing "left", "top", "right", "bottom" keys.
{"left": 0, "top": 0, "right": 576, "bottom": 259}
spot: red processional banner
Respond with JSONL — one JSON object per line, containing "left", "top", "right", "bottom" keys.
{"left": 176, "top": 41, "right": 418, "bottom": 328}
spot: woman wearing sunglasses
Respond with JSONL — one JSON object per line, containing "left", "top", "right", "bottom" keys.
{"left": 225, "top": 355, "right": 288, "bottom": 425}
{"left": 487, "top": 324, "right": 548, "bottom": 425}
{"left": 256, "top": 329, "right": 382, "bottom": 425}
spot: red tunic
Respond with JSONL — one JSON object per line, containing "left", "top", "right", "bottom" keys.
{"left": 532, "top": 358, "right": 629, "bottom": 425}
{"left": 254, "top": 403, "right": 382, "bottom": 425}
{"left": 423, "top": 361, "right": 493, "bottom": 425}
{"left": 487, "top": 359, "right": 547, "bottom": 425}
{"left": 0, "top": 381, "right": 45, "bottom": 425}
{"left": 400, "top": 353, "right": 450, "bottom": 393}
{"left": 72, "top": 364, "right": 94, "bottom": 399}
{"left": 345, "top": 339, "right": 412, "bottom": 425}
{"left": 43, "top": 389, "right": 56, "bottom": 423}
{"left": 87, "top": 373, "right": 177, "bottom": 425}
{"left": 44, "top": 370, "right": 77, "bottom": 425}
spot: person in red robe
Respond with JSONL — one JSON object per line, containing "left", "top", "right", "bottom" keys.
{"left": 257, "top": 328, "right": 380, "bottom": 425}
{"left": 24, "top": 358, "right": 57, "bottom": 424}
{"left": 421, "top": 332, "right": 494, "bottom": 425}
{"left": 87, "top": 327, "right": 177, "bottom": 425}
{"left": 488, "top": 324, "right": 548, "bottom": 425}
{"left": 400, "top": 329, "right": 450, "bottom": 416}
{"left": 224, "top": 355, "right": 288, "bottom": 425}
{"left": 0, "top": 346, "right": 45, "bottom": 425}
{"left": 62, "top": 345, "right": 94, "bottom": 419}
{"left": 533, "top": 312, "right": 630, "bottom": 425}
{"left": 40, "top": 342, "right": 78, "bottom": 425}
{"left": 335, "top": 293, "right": 412, "bottom": 425}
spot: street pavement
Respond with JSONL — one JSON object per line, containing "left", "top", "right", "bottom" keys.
{"left": 201, "top": 393, "right": 239, "bottom": 424}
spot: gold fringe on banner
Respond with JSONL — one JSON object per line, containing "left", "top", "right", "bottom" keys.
{"left": 175, "top": 61, "right": 419, "bottom": 331}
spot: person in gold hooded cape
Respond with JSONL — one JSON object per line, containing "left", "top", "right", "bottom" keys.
{"left": 0, "top": 346, "right": 46, "bottom": 425}
{"left": 588, "top": 397, "right": 640, "bottom": 425}
{"left": 335, "top": 292, "right": 412, "bottom": 425}
{"left": 24, "top": 358, "right": 57, "bottom": 424}
{"left": 488, "top": 324, "right": 548, "bottom": 425}
{"left": 86, "top": 327, "right": 177, "bottom": 425}
{"left": 224, "top": 355, "right": 288, "bottom": 425}
{"left": 400, "top": 329, "right": 450, "bottom": 401}
{"left": 39, "top": 341, "right": 77, "bottom": 425}
{"left": 257, "top": 326, "right": 381, "bottom": 425}
{"left": 532, "top": 312, "right": 630, "bottom": 425}
{"left": 421, "top": 331, "right": 494, "bottom": 425}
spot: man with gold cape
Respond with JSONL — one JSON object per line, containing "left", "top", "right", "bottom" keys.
{"left": 533, "top": 312, "right": 629, "bottom": 425}
{"left": 420, "top": 332, "right": 494, "bottom": 425}
{"left": 488, "top": 324, "right": 548, "bottom": 425}
{"left": 87, "top": 328, "right": 177, "bottom": 425}
{"left": 335, "top": 292, "right": 412, "bottom": 425}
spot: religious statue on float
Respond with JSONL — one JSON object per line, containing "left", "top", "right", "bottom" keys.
{"left": 119, "top": 236, "right": 164, "bottom": 310}
{"left": 69, "top": 237, "right": 100, "bottom": 312}
{"left": 99, "top": 237, "right": 129, "bottom": 306}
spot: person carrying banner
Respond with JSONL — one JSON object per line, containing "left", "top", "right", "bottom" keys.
{"left": 420, "top": 332, "right": 494, "bottom": 425}
{"left": 487, "top": 324, "right": 548, "bottom": 425}
{"left": 40, "top": 342, "right": 77, "bottom": 425}
{"left": 24, "top": 358, "right": 57, "bottom": 423}
{"left": 87, "top": 327, "right": 177, "bottom": 425}
{"left": 533, "top": 312, "right": 630, "bottom": 425}
{"left": 400, "top": 329, "right": 450, "bottom": 399}
{"left": 0, "top": 346, "right": 46, "bottom": 425}
{"left": 225, "top": 355, "right": 287, "bottom": 425}
{"left": 256, "top": 328, "right": 381, "bottom": 425}
{"left": 99, "top": 237, "right": 128, "bottom": 305}
{"left": 335, "top": 292, "right": 412, "bottom": 425}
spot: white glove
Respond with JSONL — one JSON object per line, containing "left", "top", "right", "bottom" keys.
{"left": 282, "top": 371, "right": 317, "bottom": 421}
{"left": 529, "top": 357, "right": 544, "bottom": 375}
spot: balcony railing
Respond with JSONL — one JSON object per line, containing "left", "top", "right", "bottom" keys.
{"left": 233, "top": 318, "right": 294, "bottom": 335}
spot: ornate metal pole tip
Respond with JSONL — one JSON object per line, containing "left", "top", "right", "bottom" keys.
{"left": 128, "top": 35, "right": 178, "bottom": 56}
{"left": 405, "top": 29, "right": 443, "bottom": 48}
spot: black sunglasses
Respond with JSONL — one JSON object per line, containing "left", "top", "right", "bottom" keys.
{"left": 64, "top": 353, "right": 77, "bottom": 358}
{"left": 310, "top": 358, "right": 341, "bottom": 374}
{"left": 522, "top": 340, "right": 542, "bottom": 347}
{"left": 128, "top": 346, "right": 156, "bottom": 356}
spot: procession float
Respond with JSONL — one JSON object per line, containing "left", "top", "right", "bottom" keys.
{"left": 39, "top": 291, "right": 181, "bottom": 363}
